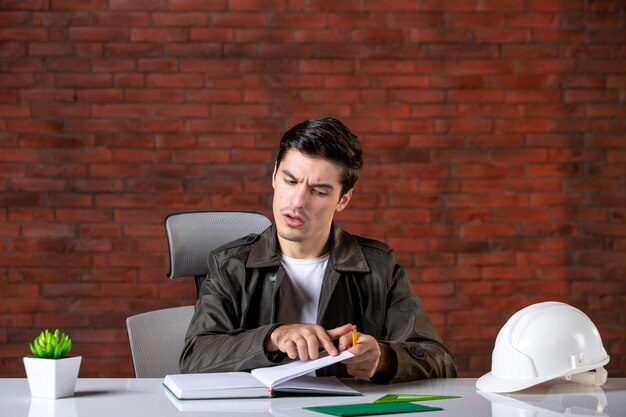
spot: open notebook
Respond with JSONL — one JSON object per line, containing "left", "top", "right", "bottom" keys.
{"left": 164, "top": 350, "right": 360, "bottom": 400}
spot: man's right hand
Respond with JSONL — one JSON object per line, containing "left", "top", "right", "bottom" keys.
{"left": 265, "top": 323, "right": 353, "bottom": 360}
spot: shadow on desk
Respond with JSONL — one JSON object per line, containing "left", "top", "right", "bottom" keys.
{"left": 479, "top": 380, "right": 609, "bottom": 417}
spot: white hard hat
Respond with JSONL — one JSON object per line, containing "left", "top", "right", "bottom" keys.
{"left": 476, "top": 301, "right": 610, "bottom": 393}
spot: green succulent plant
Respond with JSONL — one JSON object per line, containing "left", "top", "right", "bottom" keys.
{"left": 29, "top": 329, "right": 72, "bottom": 359}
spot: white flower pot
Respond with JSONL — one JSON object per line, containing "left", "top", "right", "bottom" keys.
{"left": 23, "top": 356, "right": 82, "bottom": 399}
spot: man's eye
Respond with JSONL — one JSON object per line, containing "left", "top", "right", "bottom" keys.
{"left": 314, "top": 189, "right": 328, "bottom": 196}
{"left": 285, "top": 179, "right": 297, "bottom": 185}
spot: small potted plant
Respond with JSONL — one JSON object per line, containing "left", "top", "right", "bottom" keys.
{"left": 23, "top": 329, "right": 82, "bottom": 399}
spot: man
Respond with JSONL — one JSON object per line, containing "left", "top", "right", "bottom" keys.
{"left": 180, "top": 118, "right": 457, "bottom": 383}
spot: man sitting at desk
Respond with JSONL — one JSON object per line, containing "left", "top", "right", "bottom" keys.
{"left": 180, "top": 118, "right": 457, "bottom": 383}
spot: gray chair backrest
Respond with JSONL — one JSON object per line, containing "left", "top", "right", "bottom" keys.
{"left": 126, "top": 305, "right": 194, "bottom": 378}
{"left": 165, "top": 211, "right": 272, "bottom": 295}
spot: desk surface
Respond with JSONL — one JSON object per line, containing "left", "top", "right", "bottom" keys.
{"left": 1, "top": 378, "right": 624, "bottom": 417}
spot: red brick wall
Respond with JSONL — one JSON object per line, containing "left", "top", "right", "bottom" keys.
{"left": 1, "top": 0, "right": 625, "bottom": 378}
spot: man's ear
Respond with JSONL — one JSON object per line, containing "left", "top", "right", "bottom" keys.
{"left": 271, "top": 162, "right": 278, "bottom": 189}
{"left": 336, "top": 188, "right": 353, "bottom": 213}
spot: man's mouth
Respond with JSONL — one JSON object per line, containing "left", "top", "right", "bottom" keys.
{"left": 283, "top": 212, "right": 305, "bottom": 227}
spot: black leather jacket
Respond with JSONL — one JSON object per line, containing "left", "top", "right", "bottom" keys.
{"left": 180, "top": 224, "right": 457, "bottom": 383}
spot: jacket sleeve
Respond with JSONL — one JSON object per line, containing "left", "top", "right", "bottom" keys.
{"left": 179, "top": 251, "right": 281, "bottom": 374}
{"left": 370, "top": 262, "right": 458, "bottom": 383}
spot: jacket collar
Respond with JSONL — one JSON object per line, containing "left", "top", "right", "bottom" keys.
{"left": 247, "top": 223, "right": 370, "bottom": 273}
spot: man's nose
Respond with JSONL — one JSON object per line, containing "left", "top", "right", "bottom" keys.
{"left": 291, "top": 184, "right": 308, "bottom": 208}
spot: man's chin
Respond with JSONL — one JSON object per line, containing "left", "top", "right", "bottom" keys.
{"left": 277, "top": 229, "right": 306, "bottom": 243}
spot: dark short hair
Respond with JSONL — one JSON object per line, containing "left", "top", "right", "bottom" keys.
{"left": 276, "top": 118, "right": 363, "bottom": 196}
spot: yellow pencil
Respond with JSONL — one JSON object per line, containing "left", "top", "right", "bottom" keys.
{"left": 351, "top": 326, "right": 359, "bottom": 381}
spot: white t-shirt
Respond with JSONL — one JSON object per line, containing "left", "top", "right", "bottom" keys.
{"left": 277, "top": 252, "right": 329, "bottom": 325}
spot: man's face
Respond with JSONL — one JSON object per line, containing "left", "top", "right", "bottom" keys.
{"left": 272, "top": 149, "right": 352, "bottom": 258}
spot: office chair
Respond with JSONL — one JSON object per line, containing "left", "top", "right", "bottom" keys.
{"left": 126, "top": 305, "right": 194, "bottom": 378}
{"left": 126, "top": 211, "right": 272, "bottom": 378}
{"left": 164, "top": 211, "right": 272, "bottom": 296}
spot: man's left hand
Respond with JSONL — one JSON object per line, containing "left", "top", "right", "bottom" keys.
{"left": 338, "top": 330, "right": 388, "bottom": 379}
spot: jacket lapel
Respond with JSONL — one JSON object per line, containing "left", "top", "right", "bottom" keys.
{"left": 244, "top": 223, "right": 371, "bottom": 323}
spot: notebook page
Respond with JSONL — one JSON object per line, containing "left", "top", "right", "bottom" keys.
{"left": 251, "top": 350, "right": 354, "bottom": 388}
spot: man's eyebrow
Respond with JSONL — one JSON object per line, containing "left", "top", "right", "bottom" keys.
{"left": 282, "top": 169, "right": 335, "bottom": 189}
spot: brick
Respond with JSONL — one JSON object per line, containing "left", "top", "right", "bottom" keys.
{"left": 146, "top": 74, "right": 203, "bottom": 88}
{"left": 110, "top": 0, "right": 167, "bottom": 10}
{"left": 68, "top": 178, "right": 124, "bottom": 192}
{"left": 136, "top": 59, "right": 178, "bottom": 73}
{"left": 69, "top": 27, "right": 129, "bottom": 42}
{"left": 410, "top": 28, "right": 469, "bottom": 43}
{"left": 300, "top": 90, "right": 359, "bottom": 103}
{"left": 565, "top": 89, "right": 619, "bottom": 103}
{"left": 154, "top": 194, "right": 209, "bottom": 208}
{"left": 211, "top": 11, "right": 267, "bottom": 26}
{"left": 104, "top": 42, "right": 163, "bottom": 57}
{"left": 459, "top": 252, "right": 516, "bottom": 266}
{"left": 474, "top": 28, "right": 529, "bottom": 43}
{"left": 155, "top": 135, "right": 196, "bottom": 149}
{"left": 495, "top": 119, "right": 554, "bottom": 133}
{"left": 455, "top": 59, "right": 514, "bottom": 74}
{"left": 2, "top": 58, "right": 44, "bottom": 73}
{"left": 90, "top": 11, "right": 149, "bottom": 26}
{"left": 126, "top": 179, "right": 183, "bottom": 193}
{"left": 297, "top": 0, "right": 359, "bottom": 11}
{"left": 55, "top": 73, "right": 113, "bottom": 88}
{"left": 31, "top": 103, "right": 90, "bottom": 118}
{"left": 46, "top": 193, "right": 92, "bottom": 207}
{"left": 0, "top": 90, "right": 17, "bottom": 103}
{"left": 505, "top": 13, "right": 559, "bottom": 28}
{"left": 51, "top": 0, "right": 108, "bottom": 9}
{"left": 8, "top": 207, "right": 54, "bottom": 222}
{"left": 528, "top": 0, "right": 583, "bottom": 11}
{"left": 132, "top": 28, "right": 189, "bottom": 42}
{"left": 0, "top": 104, "right": 29, "bottom": 118}
{"left": 421, "top": 0, "right": 476, "bottom": 11}
{"left": 588, "top": 104, "right": 626, "bottom": 118}
{"left": 114, "top": 73, "right": 144, "bottom": 87}
{"left": 532, "top": 29, "right": 586, "bottom": 42}
{"left": 170, "top": 0, "right": 227, "bottom": 9}
{"left": 580, "top": 59, "right": 624, "bottom": 73}
{"left": 0, "top": 192, "right": 42, "bottom": 208}
{"left": 230, "top": 149, "right": 272, "bottom": 163}
{"left": 516, "top": 59, "right": 575, "bottom": 73}
{"left": 212, "top": 104, "right": 269, "bottom": 117}
{"left": 0, "top": 73, "right": 32, "bottom": 88}
{"left": 502, "top": 45, "right": 559, "bottom": 59}
{"left": 56, "top": 208, "right": 113, "bottom": 223}
{"left": 0, "top": 0, "right": 48, "bottom": 10}
{"left": 0, "top": 28, "right": 48, "bottom": 42}
{"left": 445, "top": 12, "right": 504, "bottom": 28}
{"left": 152, "top": 12, "right": 208, "bottom": 26}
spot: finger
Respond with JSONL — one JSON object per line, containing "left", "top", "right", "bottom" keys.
{"left": 314, "top": 328, "right": 339, "bottom": 356}
{"left": 285, "top": 341, "right": 298, "bottom": 360}
{"left": 326, "top": 323, "right": 353, "bottom": 340}
{"left": 294, "top": 336, "right": 312, "bottom": 361}
{"left": 303, "top": 331, "right": 321, "bottom": 360}
{"left": 337, "top": 333, "right": 353, "bottom": 352}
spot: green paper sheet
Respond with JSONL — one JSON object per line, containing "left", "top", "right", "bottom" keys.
{"left": 373, "top": 394, "right": 461, "bottom": 404}
{"left": 303, "top": 402, "right": 442, "bottom": 416}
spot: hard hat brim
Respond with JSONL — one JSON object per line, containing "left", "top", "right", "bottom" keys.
{"left": 476, "top": 371, "right": 554, "bottom": 393}
{"left": 476, "top": 356, "right": 610, "bottom": 393}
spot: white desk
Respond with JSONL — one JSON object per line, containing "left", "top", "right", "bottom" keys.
{"left": 1, "top": 378, "right": 624, "bottom": 417}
